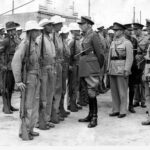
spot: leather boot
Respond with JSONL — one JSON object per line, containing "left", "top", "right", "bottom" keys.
{"left": 128, "top": 106, "right": 136, "bottom": 113}
{"left": 2, "top": 94, "right": 12, "bottom": 114}
{"left": 51, "top": 109, "right": 60, "bottom": 124}
{"left": 88, "top": 97, "right": 97, "bottom": 128}
{"left": 78, "top": 97, "right": 93, "bottom": 122}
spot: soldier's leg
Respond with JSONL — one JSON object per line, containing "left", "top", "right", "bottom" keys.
{"left": 2, "top": 70, "right": 12, "bottom": 114}
{"left": 51, "top": 64, "right": 62, "bottom": 123}
{"left": 142, "top": 82, "right": 150, "bottom": 125}
{"left": 141, "top": 81, "right": 146, "bottom": 107}
{"left": 46, "top": 66, "right": 56, "bottom": 121}
{"left": 117, "top": 76, "right": 128, "bottom": 115}
{"left": 6, "top": 71, "right": 18, "bottom": 111}
{"left": 109, "top": 76, "right": 120, "bottom": 114}
{"left": 23, "top": 74, "right": 40, "bottom": 135}
{"left": 133, "top": 84, "right": 141, "bottom": 106}
{"left": 69, "top": 65, "right": 78, "bottom": 112}
{"left": 128, "top": 83, "right": 136, "bottom": 113}
{"left": 85, "top": 76, "right": 99, "bottom": 128}
{"left": 59, "top": 64, "right": 69, "bottom": 117}
{"left": 38, "top": 68, "right": 49, "bottom": 129}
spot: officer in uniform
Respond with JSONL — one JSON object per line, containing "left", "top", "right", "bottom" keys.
{"left": 133, "top": 23, "right": 149, "bottom": 108}
{"left": 1, "top": 22, "right": 20, "bottom": 114}
{"left": 124, "top": 23, "right": 138, "bottom": 113}
{"left": 108, "top": 22, "right": 133, "bottom": 118}
{"left": 50, "top": 15, "right": 65, "bottom": 124}
{"left": 37, "top": 18, "right": 56, "bottom": 129}
{"left": 12, "top": 20, "right": 42, "bottom": 140}
{"left": 77, "top": 16, "right": 104, "bottom": 128}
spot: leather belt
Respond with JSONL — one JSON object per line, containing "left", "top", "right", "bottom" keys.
{"left": 111, "top": 56, "right": 126, "bottom": 60}
{"left": 146, "top": 60, "right": 150, "bottom": 64}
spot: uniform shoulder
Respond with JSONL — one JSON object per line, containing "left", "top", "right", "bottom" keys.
{"left": 123, "top": 37, "right": 132, "bottom": 45}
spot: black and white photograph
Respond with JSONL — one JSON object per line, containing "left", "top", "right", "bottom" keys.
{"left": 0, "top": 0, "right": 150, "bottom": 147}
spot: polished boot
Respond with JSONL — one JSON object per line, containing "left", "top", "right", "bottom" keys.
{"left": 88, "top": 97, "right": 98, "bottom": 128}
{"left": 141, "top": 120, "right": 150, "bottom": 125}
{"left": 141, "top": 102, "right": 146, "bottom": 108}
{"left": 10, "top": 106, "right": 19, "bottom": 111}
{"left": 2, "top": 95, "right": 12, "bottom": 114}
{"left": 78, "top": 97, "right": 92, "bottom": 122}
{"left": 51, "top": 109, "right": 60, "bottom": 124}
{"left": 128, "top": 106, "right": 136, "bottom": 113}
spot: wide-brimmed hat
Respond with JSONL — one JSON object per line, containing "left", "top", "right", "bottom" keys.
{"left": 39, "top": 18, "right": 53, "bottom": 27}
{"left": 112, "top": 22, "right": 126, "bottom": 30}
{"left": 132, "top": 23, "right": 144, "bottom": 30}
{"left": 51, "top": 15, "right": 65, "bottom": 25}
{"left": 59, "top": 25, "right": 70, "bottom": 34}
{"left": 0, "top": 24, "right": 5, "bottom": 30}
{"left": 16, "top": 26, "right": 23, "bottom": 31}
{"left": 25, "top": 20, "right": 43, "bottom": 31}
{"left": 5, "top": 21, "right": 20, "bottom": 31}
{"left": 78, "top": 16, "right": 94, "bottom": 25}
{"left": 69, "top": 22, "right": 80, "bottom": 31}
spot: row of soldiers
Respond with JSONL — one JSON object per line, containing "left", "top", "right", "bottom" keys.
{"left": 0, "top": 16, "right": 105, "bottom": 141}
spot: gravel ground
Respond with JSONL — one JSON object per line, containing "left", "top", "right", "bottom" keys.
{"left": 0, "top": 91, "right": 150, "bottom": 146}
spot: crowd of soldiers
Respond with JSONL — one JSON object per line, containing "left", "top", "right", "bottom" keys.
{"left": 1, "top": 15, "right": 150, "bottom": 141}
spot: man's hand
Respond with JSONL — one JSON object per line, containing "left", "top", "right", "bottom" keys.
{"left": 16, "top": 82, "right": 26, "bottom": 92}
{"left": 124, "top": 70, "right": 130, "bottom": 78}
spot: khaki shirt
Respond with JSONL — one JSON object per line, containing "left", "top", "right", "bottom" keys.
{"left": 108, "top": 36, "right": 133, "bottom": 76}
{"left": 36, "top": 34, "right": 56, "bottom": 66}
{"left": 11, "top": 37, "right": 40, "bottom": 83}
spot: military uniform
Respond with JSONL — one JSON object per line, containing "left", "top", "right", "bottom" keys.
{"left": 12, "top": 31, "right": 41, "bottom": 139}
{"left": 1, "top": 22, "right": 20, "bottom": 114}
{"left": 36, "top": 33, "right": 56, "bottom": 127}
{"left": 78, "top": 16, "right": 104, "bottom": 128}
{"left": 108, "top": 23, "right": 133, "bottom": 117}
{"left": 133, "top": 23, "right": 149, "bottom": 107}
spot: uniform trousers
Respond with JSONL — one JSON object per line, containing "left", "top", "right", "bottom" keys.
{"left": 19, "top": 73, "right": 40, "bottom": 134}
{"left": 110, "top": 75, "right": 128, "bottom": 114}
{"left": 52, "top": 63, "right": 62, "bottom": 114}
{"left": 40, "top": 65, "right": 56, "bottom": 122}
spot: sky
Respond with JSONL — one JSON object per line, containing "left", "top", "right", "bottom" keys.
{"left": 0, "top": 0, "right": 150, "bottom": 28}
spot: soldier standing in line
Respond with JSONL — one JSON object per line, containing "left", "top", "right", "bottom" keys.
{"left": 108, "top": 22, "right": 133, "bottom": 118}
{"left": 1, "top": 21, "right": 20, "bottom": 114}
{"left": 124, "top": 24, "right": 138, "bottom": 113}
{"left": 133, "top": 23, "right": 149, "bottom": 108}
{"left": 77, "top": 16, "right": 104, "bottom": 128}
{"left": 37, "top": 18, "right": 56, "bottom": 129}
{"left": 67, "top": 22, "right": 82, "bottom": 112}
{"left": 59, "top": 26, "right": 71, "bottom": 118}
{"left": 12, "top": 20, "right": 43, "bottom": 140}
{"left": 50, "top": 15, "right": 65, "bottom": 124}
{"left": 0, "top": 24, "right": 5, "bottom": 97}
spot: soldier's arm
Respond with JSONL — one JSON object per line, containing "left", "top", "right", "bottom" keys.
{"left": 92, "top": 32, "right": 105, "bottom": 68}
{"left": 11, "top": 41, "right": 27, "bottom": 83}
{"left": 125, "top": 41, "right": 133, "bottom": 72}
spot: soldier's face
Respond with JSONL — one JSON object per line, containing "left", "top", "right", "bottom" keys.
{"left": 133, "top": 29, "right": 141, "bottom": 36}
{"left": 54, "top": 23, "right": 63, "bottom": 32}
{"left": 45, "top": 24, "right": 53, "bottom": 33}
{"left": 31, "top": 30, "right": 41, "bottom": 40}
{"left": 79, "top": 23, "right": 88, "bottom": 32}
{"left": 114, "top": 30, "right": 123, "bottom": 38}
{"left": 124, "top": 29, "right": 131, "bottom": 36}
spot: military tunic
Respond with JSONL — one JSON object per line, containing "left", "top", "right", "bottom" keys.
{"left": 11, "top": 36, "right": 40, "bottom": 134}
{"left": 79, "top": 28, "right": 104, "bottom": 97}
{"left": 108, "top": 36, "right": 133, "bottom": 114}
{"left": 36, "top": 34, "right": 56, "bottom": 123}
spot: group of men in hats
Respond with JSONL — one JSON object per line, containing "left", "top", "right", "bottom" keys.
{"left": 2, "top": 14, "right": 150, "bottom": 141}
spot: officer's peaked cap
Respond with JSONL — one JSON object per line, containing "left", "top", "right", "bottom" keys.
{"left": 78, "top": 16, "right": 94, "bottom": 25}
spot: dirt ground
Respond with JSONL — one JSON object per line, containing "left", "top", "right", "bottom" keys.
{"left": 0, "top": 91, "right": 150, "bottom": 146}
